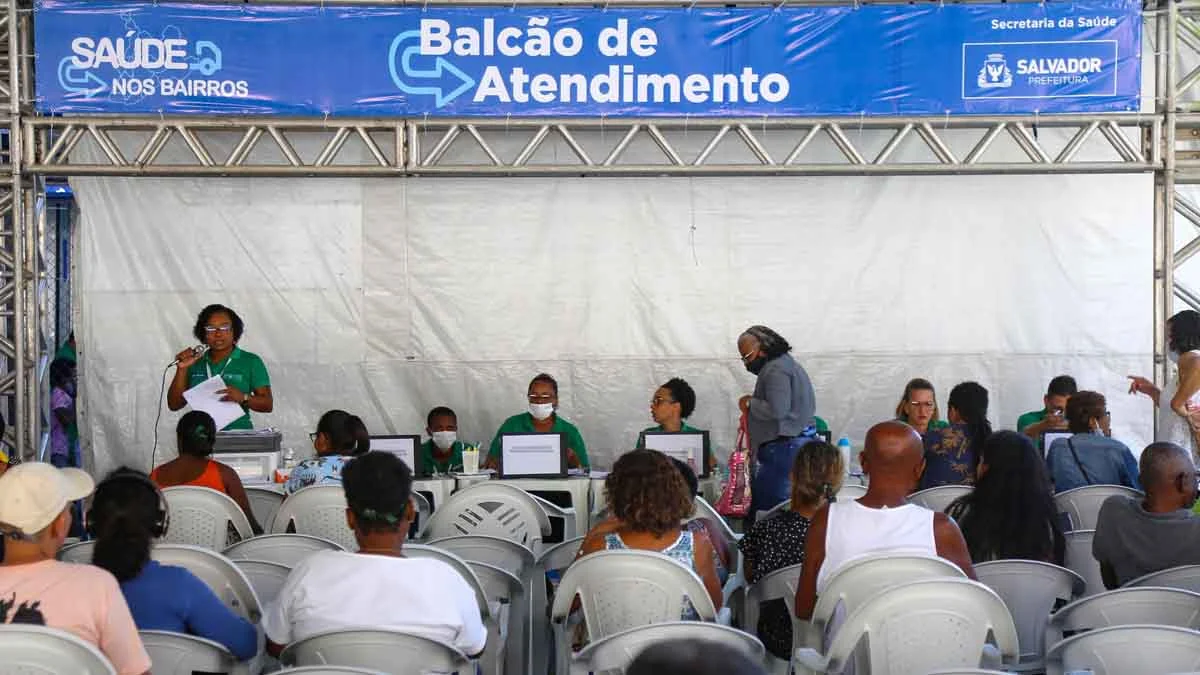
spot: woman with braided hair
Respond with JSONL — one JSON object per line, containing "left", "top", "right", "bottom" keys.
{"left": 737, "top": 440, "right": 844, "bottom": 660}
{"left": 263, "top": 451, "right": 486, "bottom": 659}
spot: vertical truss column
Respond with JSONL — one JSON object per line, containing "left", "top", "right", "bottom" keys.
{"left": 1159, "top": 0, "right": 1178, "bottom": 405}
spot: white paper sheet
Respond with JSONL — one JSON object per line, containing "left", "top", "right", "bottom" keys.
{"left": 501, "top": 434, "right": 564, "bottom": 476}
{"left": 1043, "top": 431, "right": 1074, "bottom": 457}
{"left": 371, "top": 436, "right": 418, "bottom": 471}
{"left": 643, "top": 432, "right": 705, "bottom": 473}
{"left": 182, "top": 375, "right": 246, "bottom": 430}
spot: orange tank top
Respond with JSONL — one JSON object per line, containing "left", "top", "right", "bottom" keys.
{"left": 151, "top": 459, "right": 226, "bottom": 492}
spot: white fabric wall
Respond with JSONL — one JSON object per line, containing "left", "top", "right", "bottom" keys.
{"left": 71, "top": 135, "right": 1155, "bottom": 477}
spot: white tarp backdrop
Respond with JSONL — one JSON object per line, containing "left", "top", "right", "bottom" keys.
{"left": 71, "top": 132, "right": 1155, "bottom": 477}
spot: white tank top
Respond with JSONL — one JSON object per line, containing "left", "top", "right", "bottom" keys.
{"left": 816, "top": 500, "right": 938, "bottom": 593}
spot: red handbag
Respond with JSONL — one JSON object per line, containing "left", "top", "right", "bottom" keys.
{"left": 715, "top": 413, "right": 753, "bottom": 518}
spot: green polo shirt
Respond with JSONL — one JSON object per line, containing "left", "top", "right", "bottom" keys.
{"left": 184, "top": 347, "right": 270, "bottom": 430}
{"left": 635, "top": 421, "right": 703, "bottom": 450}
{"left": 421, "top": 439, "right": 468, "bottom": 474}
{"left": 487, "top": 412, "right": 589, "bottom": 469}
{"left": 1017, "top": 409, "right": 1047, "bottom": 432}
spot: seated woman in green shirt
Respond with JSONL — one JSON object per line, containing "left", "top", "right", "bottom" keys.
{"left": 422, "top": 406, "right": 477, "bottom": 474}
{"left": 486, "top": 373, "right": 588, "bottom": 470}
{"left": 637, "top": 378, "right": 702, "bottom": 448}
{"left": 167, "top": 304, "right": 272, "bottom": 431}
{"left": 894, "top": 377, "right": 949, "bottom": 436}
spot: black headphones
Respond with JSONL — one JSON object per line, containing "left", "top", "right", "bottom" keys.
{"left": 86, "top": 470, "right": 170, "bottom": 539}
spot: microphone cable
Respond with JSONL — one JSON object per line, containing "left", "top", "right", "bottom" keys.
{"left": 150, "top": 362, "right": 171, "bottom": 469}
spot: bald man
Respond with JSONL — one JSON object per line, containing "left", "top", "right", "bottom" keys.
{"left": 795, "top": 421, "right": 975, "bottom": 620}
{"left": 1094, "top": 442, "right": 1200, "bottom": 588}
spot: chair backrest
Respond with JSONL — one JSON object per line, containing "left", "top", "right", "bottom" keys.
{"left": 139, "top": 630, "right": 236, "bottom": 675}
{"left": 820, "top": 578, "right": 1019, "bottom": 675}
{"left": 424, "top": 483, "right": 550, "bottom": 553}
{"left": 222, "top": 533, "right": 344, "bottom": 566}
{"left": 276, "top": 668, "right": 387, "bottom": 674}
{"left": 244, "top": 486, "right": 286, "bottom": 531}
{"left": 835, "top": 483, "right": 869, "bottom": 502}
{"left": 411, "top": 491, "right": 432, "bottom": 540}
{"left": 151, "top": 544, "right": 263, "bottom": 622}
{"left": 692, "top": 496, "right": 738, "bottom": 547}
{"left": 1054, "top": 484, "right": 1143, "bottom": 531}
{"left": 465, "top": 560, "right": 525, "bottom": 605}
{"left": 1063, "top": 529, "right": 1106, "bottom": 596}
{"left": 1047, "top": 587, "right": 1200, "bottom": 649}
{"left": 58, "top": 539, "right": 96, "bottom": 563}
{"left": 812, "top": 554, "right": 966, "bottom": 635}
{"left": 744, "top": 562, "right": 808, "bottom": 654}
{"left": 530, "top": 492, "right": 578, "bottom": 540}
{"left": 271, "top": 484, "right": 358, "bottom": 551}
{"left": 1045, "top": 624, "right": 1200, "bottom": 675}
{"left": 925, "top": 671, "right": 1014, "bottom": 675}
{"left": 1125, "top": 565, "right": 1200, "bottom": 594}
{"left": 571, "top": 621, "right": 766, "bottom": 673}
{"left": 550, "top": 550, "right": 717, "bottom": 640}
{"left": 162, "top": 486, "right": 254, "bottom": 550}
{"left": 757, "top": 499, "right": 791, "bottom": 523}
{"left": 233, "top": 558, "right": 292, "bottom": 607}
{"left": 0, "top": 624, "right": 117, "bottom": 674}
{"left": 402, "top": 543, "right": 492, "bottom": 620}
{"left": 537, "top": 536, "right": 584, "bottom": 574}
{"left": 907, "top": 485, "right": 973, "bottom": 512}
{"left": 280, "top": 629, "right": 471, "bottom": 675}
{"left": 973, "top": 560, "right": 1084, "bottom": 668}
{"left": 426, "top": 534, "right": 537, "bottom": 579}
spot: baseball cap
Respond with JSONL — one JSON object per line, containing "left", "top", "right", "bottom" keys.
{"left": 0, "top": 462, "right": 93, "bottom": 536}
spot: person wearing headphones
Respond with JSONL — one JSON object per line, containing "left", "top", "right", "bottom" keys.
{"left": 151, "top": 411, "right": 263, "bottom": 534}
{"left": 0, "top": 463, "right": 152, "bottom": 675}
{"left": 89, "top": 468, "right": 258, "bottom": 660}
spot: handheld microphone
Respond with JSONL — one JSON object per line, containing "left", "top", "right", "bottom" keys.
{"left": 169, "top": 344, "right": 209, "bottom": 366}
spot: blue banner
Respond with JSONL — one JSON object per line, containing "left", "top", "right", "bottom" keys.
{"left": 34, "top": 0, "right": 1141, "bottom": 117}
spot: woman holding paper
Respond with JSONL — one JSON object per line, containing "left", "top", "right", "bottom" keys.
{"left": 167, "top": 304, "right": 273, "bottom": 430}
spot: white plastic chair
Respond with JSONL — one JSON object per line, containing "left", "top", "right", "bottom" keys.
{"left": 549, "top": 549, "right": 723, "bottom": 675}
{"left": 743, "top": 563, "right": 807, "bottom": 675}
{"left": 1054, "top": 484, "right": 1142, "bottom": 531}
{"left": 569, "top": 621, "right": 766, "bottom": 675}
{"left": 58, "top": 539, "right": 96, "bottom": 563}
{"left": 530, "top": 492, "right": 579, "bottom": 541}
{"left": 279, "top": 629, "right": 471, "bottom": 674}
{"left": 806, "top": 554, "right": 966, "bottom": 655}
{"left": 411, "top": 491, "right": 433, "bottom": 540}
{"left": 270, "top": 484, "right": 357, "bottom": 551}
{"left": 424, "top": 482, "right": 552, "bottom": 553}
{"left": 973, "top": 560, "right": 1085, "bottom": 673}
{"left": 233, "top": 559, "right": 292, "bottom": 607}
{"left": 1063, "top": 529, "right": 1106, "bottom": 596}
{"left": 140, "top": 630, "right": 237, "bottom": 675}
{"left": 275, "top": 669, "right": 386, "bottom": 674}
{"left": 404, "top": 543, "right": 499, "bottom": 673}
{"left": 755, "top": 499, "right": 791, "bottom": 523}
{"left": 465, "top": 560, "right": 525, "bottom": 675}
{"left": 223, "top": 533, "right": 344, "bottom": 566}
{"left": 151, "top": 544, "right": 263, "bottom": 622}
{"left": 926, "top": 670, "right": 1014, "bottom": 675}
{"left": 693, "top": 496, "right": 739, "bottom": 547}
{"left": 533, "top": 536, "right": 586, "bottom": 675}
{"left": 1046, "top": 587, "right": 1200, "bottom": 648}
{"left": 0, "top": 624, "right": 117, "bottom": 674}
{"left": 835, "top": 483, "right": 868, "bottom": 502}
{"left": 794, "top": 578, "right": 1020, "bottom": 675}
{"left": 1045, "top": 624, "right": 1200, "bottom": 675}
{"left": 244, "top": 486, "right": 285, "bottom": 531}
{"left": 907, "top": 485, "right": 973, "bottom": 512}
{"left": 162, "top": 486, "right": 254, "bottom": 551}
{"left": 1125, "top": 565, "right": 1200, "bottom": 594}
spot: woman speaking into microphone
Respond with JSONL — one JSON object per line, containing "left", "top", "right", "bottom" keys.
{"left": 167, "top": 304, "right": 273, "bottom": 430}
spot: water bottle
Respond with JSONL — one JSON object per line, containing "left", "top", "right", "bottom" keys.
{"left": 282, "top": 447, "right": 296, "bottom": 469}
{"left": 836, "top": 437, "right": 853, "bottom": 475}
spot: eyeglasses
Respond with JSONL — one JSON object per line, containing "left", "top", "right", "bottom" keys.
{"left": 204, "top": 324, "right": 233, "bottom": 334}
{"left": 739, "top": 351, "right": 757, "bottom": 363}
{"left": 908, "top": 401, "right": 935, "bottom": 409}
{"left": 528, "top": 394, "right": 554, "bottom": 403}
{"left": 651, "top": 397, "right": 676, "bottom": 407}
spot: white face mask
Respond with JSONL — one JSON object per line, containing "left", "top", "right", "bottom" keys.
{"left": 529, "top": 402, "right": 555, "bottom": 421}
{"left": 431, "top": 431, "right": 457, "bottom": 450}
{"left": 1170, "top": 349, "right": 1181, "bottom": 364}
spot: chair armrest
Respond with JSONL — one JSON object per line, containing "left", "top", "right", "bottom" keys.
{"left": 716, "top": 606, "right": 733, "bottom": 626}
{"left": 793, "top": 647, "right": 829, "bottom": 673}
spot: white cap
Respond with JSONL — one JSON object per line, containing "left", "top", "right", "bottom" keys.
{"left": 0, "top": 462, "right": 93, "bottom": 536}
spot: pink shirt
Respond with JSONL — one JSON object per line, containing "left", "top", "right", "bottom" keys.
{"left": 0, "top": 560, "right": 151, "bottom": 675}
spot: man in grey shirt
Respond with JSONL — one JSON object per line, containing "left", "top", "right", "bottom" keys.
{"left": 1093, "top": 441, "right": 1200, "bottom": 588}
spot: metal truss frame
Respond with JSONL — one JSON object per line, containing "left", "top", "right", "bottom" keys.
{"left": 0, "top": 0, "right": 1185, "bottom": 454}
